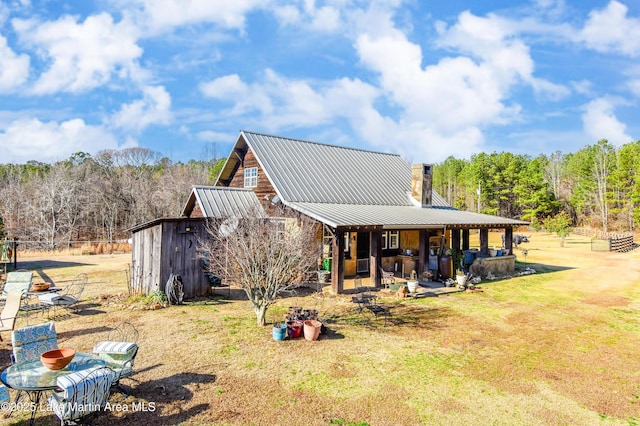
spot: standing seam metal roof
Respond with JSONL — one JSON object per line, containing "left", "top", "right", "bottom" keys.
{"left": 190, "top": 186, "right": 265, "bottom": 218}
{"left": 242, "top": 131, "right": 436, "bottom": 206}
{"left": 286, "top": 202, "right": 528, "bottom": 229}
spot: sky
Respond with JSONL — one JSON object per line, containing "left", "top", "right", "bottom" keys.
{"left": 0, "top": 0, "right": 639, "bottom": 165}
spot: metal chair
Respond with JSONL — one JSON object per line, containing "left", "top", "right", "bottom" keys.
{"left": 93, "top": 322, "right": 139, "bottom": 395}
{"left": 0, "top": 291, "right": 22, "bottom": 341}
{"left": 47, "top": 366, "right": 115, "bottom": 425}
{"left": 38, "top": 273, "right": 87, "bottom": 316}
{"left": 379, "top": 267, "right": 395, "bottom": 288}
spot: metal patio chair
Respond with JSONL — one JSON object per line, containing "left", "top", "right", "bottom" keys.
{"left": 38, "top": 273, "right": 87, "bottom": 316}
{"left": 47, "top": 366, "right": 115, "bottom": 425}
{"left": 93, "top": 322, "right": 139, "bottom": 395}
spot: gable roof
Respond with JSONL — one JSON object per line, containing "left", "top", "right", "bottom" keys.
{"left": 181, "top": 186, "right": 265, "bottom": 218}
{"left": 215, "top": 131, "right": 528, "bottom": 229}
{"left": 218, "top": 131, "right": 449, "bottom": 207}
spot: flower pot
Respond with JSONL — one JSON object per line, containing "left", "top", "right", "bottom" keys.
{"left": 303, "top": 320, "right": 322, "bottom": 341}
{"left": 456, "top": 274, "right": 467, "bottom": 287}
{"left": 286, "top": 320, "right": 303, "bottom": 339}
{"left": 272, "top": 323, "right": 287, "bottom": 341}
{"left": 407, "top": 280, "right": 419, "bottom": 294}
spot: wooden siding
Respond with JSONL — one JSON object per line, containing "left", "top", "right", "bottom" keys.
{"left": 131, "top": 218, "right": 210, "bottom": 299}
{"left": 228, "top": 148, "right": 277, "bottom": 202}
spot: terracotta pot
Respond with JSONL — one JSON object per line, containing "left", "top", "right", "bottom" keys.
{"left": 41, "top": 348, "right": 75, "bottom": 370}
{"left": 303, "top": 320, "right": 322, "bottom": 341}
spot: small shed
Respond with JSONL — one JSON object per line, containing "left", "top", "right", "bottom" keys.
{"left": 130, "top": 217, "right": 209, "bottom": 299}
{"left": 129, "top": 186, "right": 266, "bottom": 299}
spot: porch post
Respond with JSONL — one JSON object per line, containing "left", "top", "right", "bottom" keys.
{"left": 370, "top": 231, "right": 382, "bottom": 288}
{"left": 331, "top": 229, "right": 345, "bottom": 294}
{"left": 462, "top": 229, "right": 470, "bottom": 251}
{"left": 418, "top": 230, "right": 427, "bottom": 279}
{"left": 479, "top": 228, "right": 489, "bottom": 255}
{"left": 451, "top": 229, "right": 461, "bottom": 274}
{"left": 504, "top": 227, "right": 513, "bottom": 253}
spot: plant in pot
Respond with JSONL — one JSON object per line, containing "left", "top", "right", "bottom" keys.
{"left": 407, "top": 270, "right": 419, "bottom": 294}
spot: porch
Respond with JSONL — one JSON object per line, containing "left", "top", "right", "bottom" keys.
{"left": 324, "top": 227, "right": 521, "bottom": 295}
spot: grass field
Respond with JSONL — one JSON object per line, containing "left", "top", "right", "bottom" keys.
{"left": 1, "top": 231, "right": 639, "bottom": 425}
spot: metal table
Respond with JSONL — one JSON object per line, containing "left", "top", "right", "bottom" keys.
{"left": 1, "top": 352, "right": 105, "bottom": 425}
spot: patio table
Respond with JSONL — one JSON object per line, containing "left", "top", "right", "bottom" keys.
{"left": 1, "top": 352, "right": 105, "bottom": 425}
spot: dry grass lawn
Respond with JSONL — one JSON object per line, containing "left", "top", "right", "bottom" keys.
{"left": 1, "top": 231, "right": 639, "bottom": 425}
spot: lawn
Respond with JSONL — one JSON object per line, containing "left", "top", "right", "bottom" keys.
{"left": 1, "top": 231, "right": 639, "bottom": 425}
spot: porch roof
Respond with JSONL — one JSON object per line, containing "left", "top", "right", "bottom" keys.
{"left": 285, "top": 201, "right": 528, "bottom": 229}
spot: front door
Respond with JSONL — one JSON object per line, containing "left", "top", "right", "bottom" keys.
{"left": 356, "top": 232, "right": 370, "bottom": 274}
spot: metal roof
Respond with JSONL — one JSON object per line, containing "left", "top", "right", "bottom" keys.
{"left": 240, "top": 131, "right": 450, "bottom": 207}
{"left": 182, "top": 186, "right": 265, "bottom": 218}
{"left": 286, "top": 202, "right": 529, "bottom": 229}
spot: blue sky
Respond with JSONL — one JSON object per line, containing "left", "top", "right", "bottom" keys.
{"left": 0, "top": 0, "right": 639, "bottom": 165}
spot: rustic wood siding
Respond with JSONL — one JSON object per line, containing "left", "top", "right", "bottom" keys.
{"left": 228, "top": 148, "right": 277, "bottom": 202}
{"left": 131, "top": 218, "right": 210, "bottom": 299}
{"left": 131, "top": 222, "right": 162, "bottom": 296}
{"left": 191, "top": 203, "right": 204, "bottom": 218}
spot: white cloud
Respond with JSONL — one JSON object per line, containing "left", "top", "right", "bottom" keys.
{"left": 628, "top": 79, "right": 640, "bottom": 98}
{"left": 272, "top": 2, "right": 342, "bottom": 33}
{"left": 13, "top": 13, "right": 144, "bottom": 94}
{"left": 0, "top": 35, "right": 30, "bottom": 93}
{"left": 119, "top": 0, "right": 267, "bottom": 35}
{"left": 582, "top": 98, "right": 632, "bottom": 146}
{"left": 111, "top": 85, "right": 172, "bottom": 132}
{"left": 579, "top": 1, "right": 640, "bottom": 56}
{"left": 0, "top": 117, "right": 122, "bottom": 163}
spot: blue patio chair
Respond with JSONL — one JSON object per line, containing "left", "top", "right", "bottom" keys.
{"left": 0, "top": 384, "right": 9, "bottom": 403}
{"left": 47, "top": 366, "right": 115, "bottom": 425}
{"left": 11, "top": 321, "right": 58, "bottom": 363}
{"left": 0, "top": 270, "right": 33, "bottom": 303}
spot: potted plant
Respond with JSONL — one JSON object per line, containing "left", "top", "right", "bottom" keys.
{"left": 407, "top": 270, "right": 419, "bottom": 294}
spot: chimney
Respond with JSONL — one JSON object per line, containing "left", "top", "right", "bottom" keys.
{"left": 411, "top": 164, "right": 433, "bottom": 207}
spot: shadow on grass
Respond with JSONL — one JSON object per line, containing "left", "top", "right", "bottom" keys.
{"left": 13, "top": 259, "right": 93, "bottom": 272}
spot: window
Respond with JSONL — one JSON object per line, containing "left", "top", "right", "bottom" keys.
{"left": 388, "top": 231, "right": 399, "bottom": 249}
{"left": 244, "top": 167, "right": 258, "bottom": 187}
{"left": 381, "top": 231, "right": 399, "bottom": 250}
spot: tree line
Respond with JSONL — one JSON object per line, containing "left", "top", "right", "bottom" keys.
{"left": 0, "top": 147, "right": 224, "bottom": 249}
{"left": 432, "top": 139, "right": 640, "bottom": 233}
{"left": 1, "top": 138, "right": 638, "bottom": 249}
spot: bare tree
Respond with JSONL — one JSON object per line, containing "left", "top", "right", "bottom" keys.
{"left": 199, "top": 214, "right": 321, "bottom": 326}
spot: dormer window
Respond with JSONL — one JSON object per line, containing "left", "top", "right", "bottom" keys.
{"left": 244, "top": 167, "right": 258, "bottom": 187}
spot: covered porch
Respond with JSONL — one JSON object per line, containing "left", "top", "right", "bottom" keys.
{"left": 324, "top": 225, "right": 522, "bottom": 295}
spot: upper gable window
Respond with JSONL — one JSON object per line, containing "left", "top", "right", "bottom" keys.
{"left": 244, "top": 167, "right": 258, "bottom": 188}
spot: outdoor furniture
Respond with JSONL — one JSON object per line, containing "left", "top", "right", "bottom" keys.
{"left": 20, "top": 287, "right": 62, "bottom": 324}
{"left": 0, "top": 270, "right": 33, "bottom": 304}
{"left": 0, "top": 291, "right": 22, "bottom": 341}
{"left": 47, "top": 366, "right": 115, "bottom": 426}
{"left": 38, "top": 273, "right": 87, "bottom": 316}
{"left": 379, "top": 267, "right": 395, "bottom": 288}
{"left": 93, "top": 322, "right": 139, "bottom": 394}
{"left": 11, "top": 321, "right": 58, "bottom": 364}
{"left": 1, "top": 352, "right": 107, "bottom": 425}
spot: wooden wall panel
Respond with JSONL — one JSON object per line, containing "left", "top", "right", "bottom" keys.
{"left": 228, "top": 148, "right": 277, "bottom": 204}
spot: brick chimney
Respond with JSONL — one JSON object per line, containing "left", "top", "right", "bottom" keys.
{"left": 411, "top": 164, "right": 433, "bottom": 207}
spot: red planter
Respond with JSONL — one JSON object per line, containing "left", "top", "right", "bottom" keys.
{"left": 287, "top": 320, "right": 303, "bottom": 338}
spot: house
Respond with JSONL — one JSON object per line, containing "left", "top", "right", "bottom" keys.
{"left": 129, "top": 187, "right": 265, "bottom": 298}
{"left": 182, "top": 131, "right": 528, "bottom": 295}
